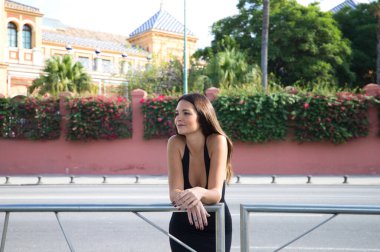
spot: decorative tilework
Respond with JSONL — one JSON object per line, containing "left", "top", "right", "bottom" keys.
{"left": 129, "top": 9, "right": 195, "bottom": 37}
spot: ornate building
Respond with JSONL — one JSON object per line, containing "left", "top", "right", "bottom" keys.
{"left": 0, "top": 0, "right": 197, "bottom": 97}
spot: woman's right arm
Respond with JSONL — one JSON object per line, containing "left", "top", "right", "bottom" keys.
{"left": 167, "top": 136, "right": 184, "bottom": 202}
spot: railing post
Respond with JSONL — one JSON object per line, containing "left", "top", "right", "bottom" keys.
{"left": 215, "top": 203, "right": 225, "bottom": 252}
{"left": 240, "top": 205, "right": 250, "bottom": 252}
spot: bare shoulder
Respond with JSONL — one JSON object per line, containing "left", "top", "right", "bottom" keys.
{"left": 207, "top": 134, "right": 227, "bottom": 151}
{"left": 167, "top": 135, "right": 186, "bottom": 153}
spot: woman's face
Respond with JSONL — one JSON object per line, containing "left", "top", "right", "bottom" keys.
{"left": 175, "top": 100, "right": 200, "bottom": 136}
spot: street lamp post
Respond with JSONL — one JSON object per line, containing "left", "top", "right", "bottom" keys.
{"left": 183, "top": 0, "right": 188, "bottom": 94}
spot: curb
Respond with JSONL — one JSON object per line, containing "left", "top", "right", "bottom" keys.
{"left": 1, "top": 175, "right": 380, "bottom": 186}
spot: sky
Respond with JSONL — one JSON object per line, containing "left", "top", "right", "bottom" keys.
{"left": 17, "top": 0, "right": 371, "bottom": 48}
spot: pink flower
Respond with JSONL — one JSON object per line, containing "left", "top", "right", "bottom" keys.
{"left": 157, "top": 117, "right": 163, "bottom": 122}
{"left": 303, "top": 103, "right": 309, "bottom": 109}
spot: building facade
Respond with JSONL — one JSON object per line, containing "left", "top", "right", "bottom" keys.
{"left": 0, "top": 0, "right": 197, "bottom": 97}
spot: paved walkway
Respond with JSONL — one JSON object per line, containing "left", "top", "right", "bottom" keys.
{"left": 1, "top": 174, "right": 380, "bottom": 186}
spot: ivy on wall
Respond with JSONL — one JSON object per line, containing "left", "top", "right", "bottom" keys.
{"left": 0, "top": 92, "right": 374, "bottom": 144}
{"left": 0, "top": 97, "right": 60, "bottom": 140}
{"left": 140, "top": 95, "right": 177, "bottom": 139}
{"left": 292, "top": 92, "right": 369, "bottom": 144}
{"left": 140, "top": 92, "right": 371, "bottom": 144}
{"left": 66, "top": 96, "right": 132, "bottom": 140}
{"left": 212, "top": 93, "right": 296, "bottom": 142}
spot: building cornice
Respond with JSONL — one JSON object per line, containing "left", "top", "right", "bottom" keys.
{"left": 5, "top": 0, "right": 43, "bottom": 17}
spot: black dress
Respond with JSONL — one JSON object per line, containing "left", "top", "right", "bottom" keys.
{"left": 169, "top": 144, "right": 232, "bottom": 252}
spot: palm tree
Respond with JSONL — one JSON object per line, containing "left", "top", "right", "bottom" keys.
{"left": 29, "top": 55, "right": 93, "bottom": 97}
{"left": 207, "top": 48, "right": 248, "bottom": 88}
{"left": 261, "top": 0, "right": 270, "bottom": 90}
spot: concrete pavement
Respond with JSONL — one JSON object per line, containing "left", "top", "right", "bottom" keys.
{"left": 1, "top": 174, "right": 380, "bottom": 186}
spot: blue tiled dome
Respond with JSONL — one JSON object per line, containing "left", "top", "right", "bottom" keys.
{"left": 330, "top": 0, "right": 358, "bottom": 13}
{"left": 129, "top": 9, "right": 195, "bottom": 38}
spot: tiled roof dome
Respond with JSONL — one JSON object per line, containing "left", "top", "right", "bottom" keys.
{"left": 330, "top": 0, "right": 358, "bottom": 13}
{"left": 129, "top": 9, "right": 195, "bottom": 37}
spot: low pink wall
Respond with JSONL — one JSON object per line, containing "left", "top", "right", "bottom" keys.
{"left": 0, "top": 87, "right": 379, "bottom": 175}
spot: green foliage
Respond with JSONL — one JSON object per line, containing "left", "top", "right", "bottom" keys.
{"left": 0, "top": 97, "right": 60, "bottom": 140}
{"left": 66, "top": 96, "right": 132, "bottom": 140}
{"left": 334, "top": 3, "right": 377, "bottom": 86}
{"left": 201, "top": 0, "right": 353, "bottom": 86}
{"left": 29, "top": 55, "right": 95, "bottom": 97}
{"left": 138, "top": 87, "right": 370, "bottom": 144}
{"left": 212, "top": 93, "right": 295, "bottom": 142}
{"left": 292, "top": 92, "right": 369, "bottom": 143}
{"left": 126, "top": 58, "right": 183, "bottom": 98}
{"left": 140, "top": 95, "right": 177, "bottom": 139}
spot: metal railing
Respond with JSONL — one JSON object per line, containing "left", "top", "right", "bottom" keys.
{"left": 240, "top": 204, "right": 380, "bottom": 252}
{"left": 0, "top": 203, "right": 225, "bottom": 252}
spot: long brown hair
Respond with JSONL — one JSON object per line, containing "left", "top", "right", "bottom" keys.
{"left": 176, "top": 93, "right": 233, "bottom": 182}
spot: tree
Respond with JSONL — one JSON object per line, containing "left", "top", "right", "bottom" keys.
{"left": 125, "top": 57, "right": 184, "bottom": 97}
{"left": 29, "top": 55, "right": 94, "bottom": 97}
{"left": 204, "top": 48, "right": 250, "bottom": 88}
{"left": 201, "top": 0, "right": 353, "bottom": 87}
{"left": 334, "top": 2, "right": 377, "bottom": 86}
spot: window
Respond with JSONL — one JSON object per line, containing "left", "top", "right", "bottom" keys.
{"left": 22, "top": 24, "right": 32, "bottom": 49}
{"left": 102, "top": 59, "right": 112, "bottom": 73}
{"left": 78, "top": 57, "right": 91, "bottom": 71}
{"left": 7, "top": 22, "right": 17, "bottom": 48}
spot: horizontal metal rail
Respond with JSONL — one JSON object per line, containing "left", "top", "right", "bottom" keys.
{"left": 0, "top": 203, "right": 225, "bottom": 252}
{"left": 241, "top": 204, "right": 380, "bottom": 252}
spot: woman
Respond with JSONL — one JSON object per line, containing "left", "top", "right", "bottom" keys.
{"left": 168, "top": 93, "right": 233, "bottom": 252}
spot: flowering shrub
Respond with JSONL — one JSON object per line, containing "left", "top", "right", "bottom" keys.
{"left": 212, "top": 93, "right": 296, "bottom": 142}
{"left": 66, "top": 96, "right": 132, "bottom": 140}
{"left": 140, "top": 95, "right": 177, "bottom": 139}
{"left": 292, "top": 92, "right": 369, "bottom": 144}
{"left": 0, "top": 97, "right": 60, "bottom": 140}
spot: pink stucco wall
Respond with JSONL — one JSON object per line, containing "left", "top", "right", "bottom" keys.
{"left": 0, "top": 87, "right": 379, "bottom": 175}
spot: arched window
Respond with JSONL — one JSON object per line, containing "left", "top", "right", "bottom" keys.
{"left": 22, "top": 24, "right": 32, "bottom": 49}
{"left": 7, "top": 22, "right": 18, "bottom": 48}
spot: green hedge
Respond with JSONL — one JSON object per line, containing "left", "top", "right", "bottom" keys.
{"left": 140, "top": 95, "right": 177, "bottom": 139}
{"left": 213, "top": 93, "right": 295, "bottom": 142}
{"left": 0, "top": 92, "right": 372, "bottom": 143}
{"left": 0, "top": 97, "right": 60, "bottom": 140}
{"left": 293, "top": 92, "right": 369, "bottom": 144}
{"left": 66, "top": 96, "right": 132, "bottom": 140}
{"left": 140, "top": 92, "right": 370, "bottom": 144}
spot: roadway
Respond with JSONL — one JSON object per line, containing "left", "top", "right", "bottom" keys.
{"left": 1, "top": 184, "right": 380, "bottom": 252}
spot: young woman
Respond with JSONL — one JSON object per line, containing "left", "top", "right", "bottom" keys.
{"left": 168, "top": 93, "right": 233, "bottom": 252}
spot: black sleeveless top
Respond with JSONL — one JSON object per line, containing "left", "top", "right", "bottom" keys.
{"left": 169, "top": 142, "right": 232, "bottom": 252}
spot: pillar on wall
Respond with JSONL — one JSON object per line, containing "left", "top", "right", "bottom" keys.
{"left": 363, "top": 84, "right": 380, "bottom": 138}
{"left": 205, "top": 87, "right": 220, "bottom": 101}
{"left": 131, "top": 89, "right": 147, "bottom": 140}
{"left": 363, "top": 83, "right": 380, "bottom": 98}
{"left": 59, "top": 92, "right": 73, "bottom": 139}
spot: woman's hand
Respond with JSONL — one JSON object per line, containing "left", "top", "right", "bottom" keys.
{"left": 172, "top": 188, "right": 210, "bottom": 230}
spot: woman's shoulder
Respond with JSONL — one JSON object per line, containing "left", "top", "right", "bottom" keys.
{"left": 207, "top": 134, "right": 227, "bottom": 149}
{"left": 168, "top": 135, "right": 186, "bottom": 148}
